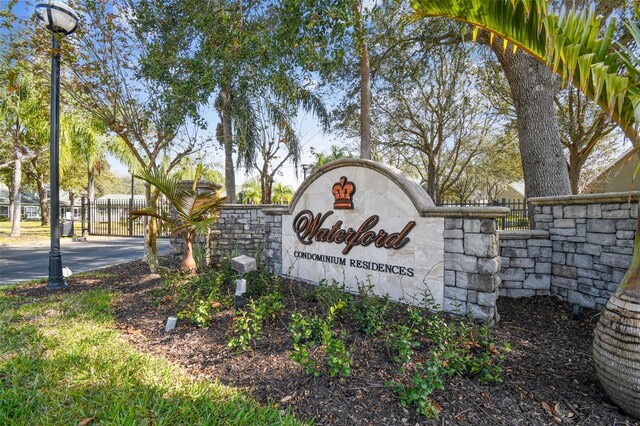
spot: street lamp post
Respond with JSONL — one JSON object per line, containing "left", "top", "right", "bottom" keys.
{"left": 302, "top": 164, "right": 312, "bottom": 180}
{"left": 35, "top": 1, "right": 79, "bottom": 289}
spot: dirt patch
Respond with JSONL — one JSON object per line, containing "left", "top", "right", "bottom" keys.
{"left": 11, "top": 260, "right": 639, "bottom": 425}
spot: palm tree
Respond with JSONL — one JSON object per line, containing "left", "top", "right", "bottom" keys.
{"left": 271, "top": 182, "right": 294, "bottom": 205}
{"left": 130, "top": 168, "right": 226, "bottom": 272}
{"left": 61, "top": 113, "right": 108, "bottom": 208}
{"left": 240, "top": 179, "right": 262, "bottom": 205}
{"left": 312, "top": 145, "right": 352, "bottom": 169}
{"left": 411, "top": 0, "right": 640, "bottom": 418}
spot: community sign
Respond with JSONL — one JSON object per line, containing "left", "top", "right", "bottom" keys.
{"left": 281, "top": 159, "right": 444, "bottom": 307}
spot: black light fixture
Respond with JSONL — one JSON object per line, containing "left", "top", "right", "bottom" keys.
{"left": 35, "top": 1, "right": 79, "bottom": 289}
{"left": 302, "top": 164, "right": 312, "bottom": 180}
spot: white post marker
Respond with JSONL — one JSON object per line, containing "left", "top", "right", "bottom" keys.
{"left": 231, "top": 255, "right": 257, "bottom": 309}
{"left": 165, "top": 315, "right": 178, "bottom": 331}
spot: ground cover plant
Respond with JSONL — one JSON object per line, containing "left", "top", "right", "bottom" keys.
{"left": 0, "top": 280, "right": 304, "bottom": 425}
{"left": 159, "top": 259, "right": 509, "bottom": 414}
{"left": 7, "top": 259, "right": 640, "bottom": 425}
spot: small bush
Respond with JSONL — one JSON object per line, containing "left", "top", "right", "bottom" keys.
{"left": 352, "top": 281, "right": 390, "bottom": 335}
{"left": 389, "top": 309, "right": 509, "bottom": 420}
{"left": 228, "top": 292, "right": 283, "bottom": 352}
{"left": 289, "top": 301, "right": 351, "bottom": 378}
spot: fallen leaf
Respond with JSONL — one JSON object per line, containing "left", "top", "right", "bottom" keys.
{"left": 78, "top": 418, "right": 95, "bottom": 426}
{"left": 431, "top": 400, "right": 442, "bottom": 414}
{"left": 280, "top": 395, "right": 293, "bottom": 403}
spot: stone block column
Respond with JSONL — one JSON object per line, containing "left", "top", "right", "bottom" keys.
{"left": 438, "top": 211, "right": 506, "bottom": 325}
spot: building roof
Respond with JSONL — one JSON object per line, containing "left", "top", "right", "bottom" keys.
{"left": 508, "top": 182, "right": 525, "bottom": 197}
{"left": 583, "top": 147, "right": 637, "bottom": 193}
{"left": 0, "top": 187, "right": 43, "bottom": 206}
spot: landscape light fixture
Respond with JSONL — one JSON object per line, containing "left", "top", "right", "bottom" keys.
{"left": 35, "top": 1, "right": 79, "bottom": 289}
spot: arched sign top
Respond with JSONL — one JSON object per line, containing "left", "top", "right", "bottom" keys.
{"left": 288, "top": 159, "right": 435, "bottom": 215}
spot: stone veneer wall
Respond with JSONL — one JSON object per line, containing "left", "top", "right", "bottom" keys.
{"left": 498, "top": 230, "right": 552, "bottom": 298}
{"left": 208, "top": 205, "right": 283, "bottom": 272}
{"left": 499, "top": 192, "right": 638, "bottom": 311}
{"left": 442, "top": 217, "right": 501, "bottom": 324}
{"left": 204, "top": 204, "right": 507, "bottom": 323}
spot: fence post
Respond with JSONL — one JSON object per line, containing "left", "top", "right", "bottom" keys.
{"left": 107, "top": 199, "right": 112, "bottom": 236}
{"left": 81, "top": 196, "right": 86, "bottom": 236}
{"left": 88, "top": 198, "right": 93, "bottom": 235}
{"left": 501, "top": 198, "right": 507, "bottom": 230}
{"left": 129, "top": 197, "right": 133, "bottom": 236}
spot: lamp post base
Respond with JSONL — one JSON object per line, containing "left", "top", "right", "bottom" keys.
{"left": 47, "top": 251, "right": 67, "bottom": 289}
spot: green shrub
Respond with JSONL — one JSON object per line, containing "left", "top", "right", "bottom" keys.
{"left": 228, "top": 292, "right": 283, "bottom": 352}
{"left": 389, "top": 309, "right": 509, "bottom": 419}
{"left": 152, "top": 269, "right": 234, "bottom": 327}
{"left": 289, "top": 301, "right": 351, "bottom": 378}
{"left": 352, "top": 281, "right": 390, "bottom": 335}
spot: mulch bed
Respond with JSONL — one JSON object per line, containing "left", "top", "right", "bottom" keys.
{"left": 10, "top": 260, "right": 640, "bottom": 426}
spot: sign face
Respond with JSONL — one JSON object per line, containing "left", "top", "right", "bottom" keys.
{"left": 282, "top": 163, "right": 444, "bottom": 307}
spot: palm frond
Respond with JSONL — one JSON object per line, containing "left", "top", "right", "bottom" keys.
{"left": 134, "top": 169, "right": 191, "bottom": 212}
{"left": 129, "top": 207, "right": 178, "bottom": 229}
{"left": 411, "top": 0, "right": 638, "bottom": 144}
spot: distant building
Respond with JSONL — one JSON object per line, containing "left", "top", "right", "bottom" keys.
{"left": 0, "top": 184, "right": 82, "bottom": 221}
{"left": 583, "top": 148, "right": 640, "bottom": 194}
{"left": 0, "top": 187, "right": 41, "bottom": 220}
{"left": 496, "top": 182, "right": 526, "bottom": 201}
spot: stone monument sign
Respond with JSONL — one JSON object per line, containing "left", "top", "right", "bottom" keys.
{"left": 281, "top": 160, "right": 445, "bottom": 307}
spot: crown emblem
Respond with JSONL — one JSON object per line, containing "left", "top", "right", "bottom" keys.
{"left": 332, "top": 176, "right": 356, "bottom": 209}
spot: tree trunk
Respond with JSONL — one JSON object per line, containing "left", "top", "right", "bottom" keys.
{"left": 182, "top": 235, "right": 197, "bottom": 272}
{"left": 426, "top": 159, "right": 437, "bottom": 203}
{"left": 492, "top": 42, "right": 571, "bottom": 201}
{"left": 143, "top": 183, "right": 159, "bottom": 272}
{"left": 88, "top": 167, "right": 95, "bottom": 234}
{"left": 10, "top": 142, "right": 22, "bottom": 237}
{"left": 69, "top": 191, "right": 75, "bottom": 236}
{"left": 568, "top": 158, "right": 582, "bottom": 195}
{"left": 354, "top": 0, "right": 371, "bottom": 160}
{"left": 222, "top": 86, "right": 236, "bottom": 203}
{"left": 87, "top": 167, "right": 96, "bottom": 204}
{"left": 36, "top": 170, "right": 49, "bottom": 226}
{"left": 264, "top": 175, "right": 273, "bottom": 205}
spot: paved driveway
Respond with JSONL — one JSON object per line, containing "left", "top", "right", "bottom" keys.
{"left": 0, "top": 237, "right": 171, "bottom": 285}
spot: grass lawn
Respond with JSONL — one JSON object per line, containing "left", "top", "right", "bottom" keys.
{"left": 0, "top": 284, "right": 305, "bottom": 425}
{"left": 0, "top": 221, "right": 83, "bottom": 245}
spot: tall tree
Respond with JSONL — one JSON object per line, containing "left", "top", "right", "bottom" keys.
{"left": 132, "top": 0, "right": 326, "bottom": 202}
{"left": 271, "top": 182, "right": 294, "bottom": 204}
{"left": 556, "top": 85, "right": 620, "bottom": 193}
{"left": 482, "top": 32, "right": 572, "bottom": 199}
{"left": 60, "top": 111, "right": 109, "bottom": 207}
{"left": 239, "top": 85, "right": 329, "bottom": 204}
{"left": 366, "top": 18, "right": 501, "bottom": 204}
{"left": 312, "top": 145, "right": 353, "bottom": 169}
{"left": 477, "top": 131, "right": 524, "bottom": 202}
{"left": 240, "top": 179, "right": 262, "bottom": 204}
{"left": 410, "top": 0, "right": 640, "bottom": 417}
{"left": 62, "top": 0, "right": 208, "bottom": 268}
{"left": 0, "top": 63, "right": 49, "bottom": 235}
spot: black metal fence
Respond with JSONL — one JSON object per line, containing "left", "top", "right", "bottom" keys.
{"left": 83, "top": 198, "right": 172, "bottom": 238}
{"left": 438, "top": 198, "right": 529, "bottom": 230}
